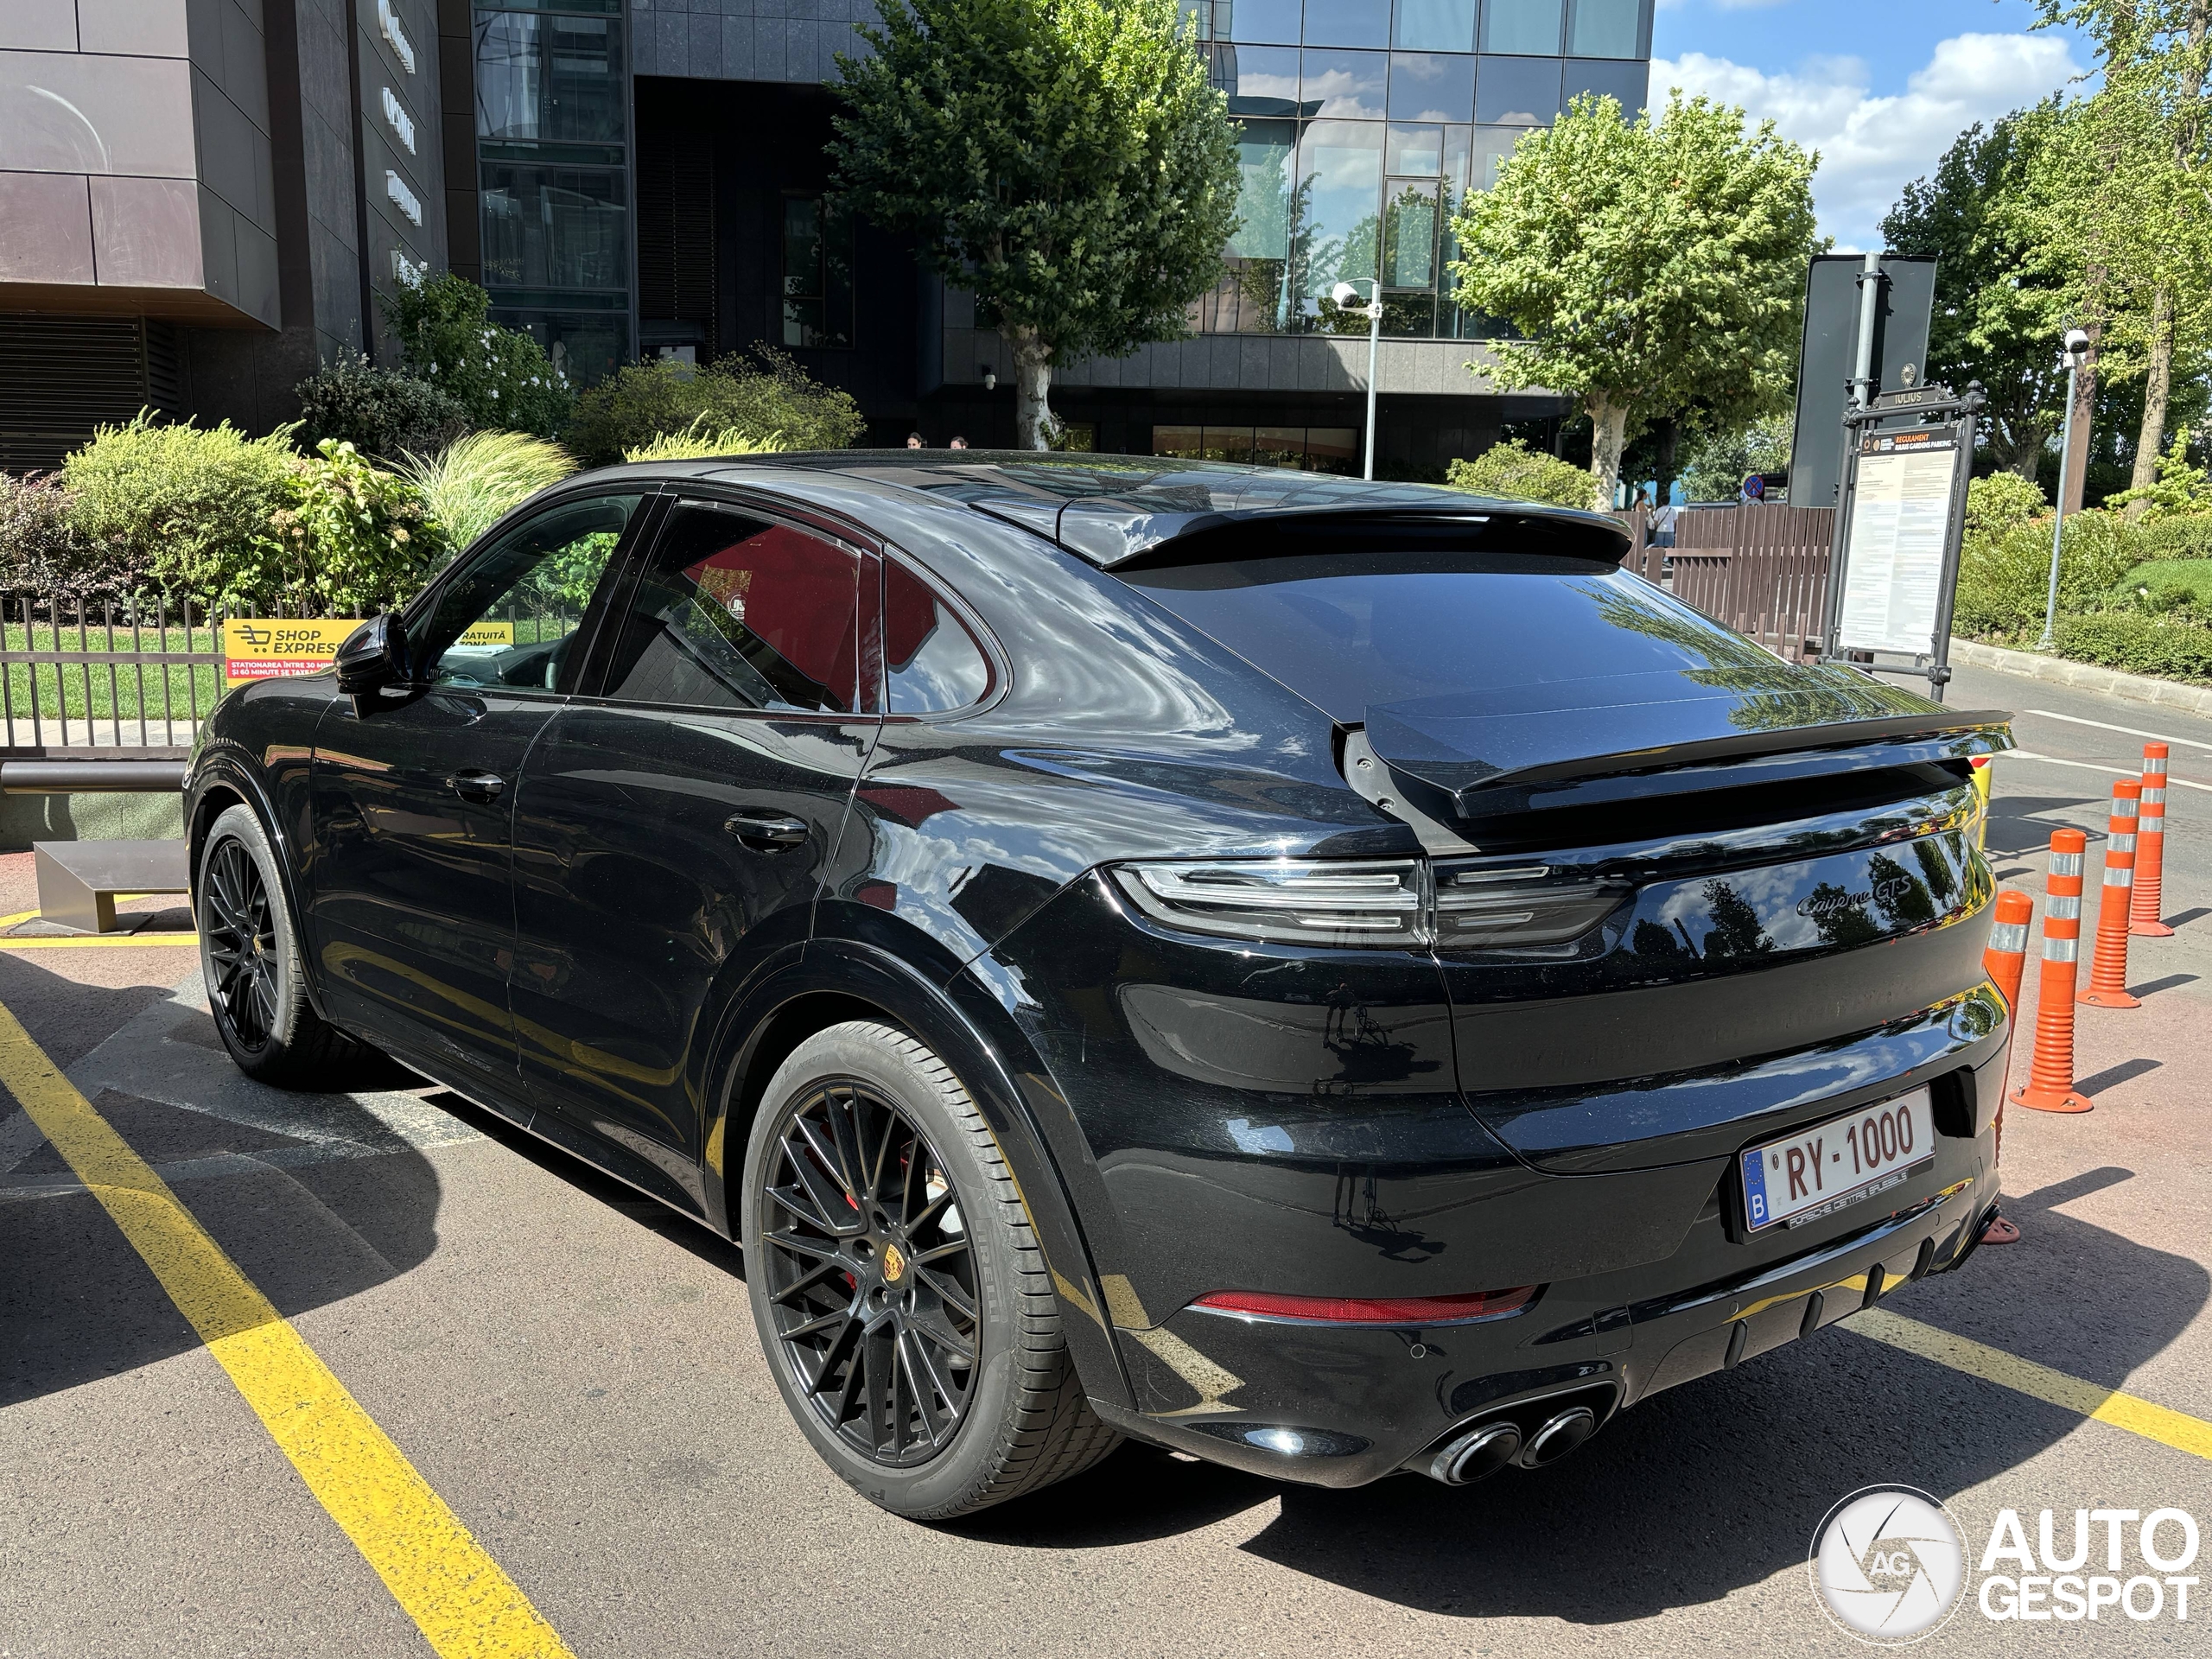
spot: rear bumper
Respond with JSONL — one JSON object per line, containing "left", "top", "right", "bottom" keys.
{"left": 1096, "top": 1141, "right": 1996, "bottom": 1489}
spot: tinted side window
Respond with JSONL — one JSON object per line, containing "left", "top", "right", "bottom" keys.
{"left": 600, "top": 501, "right": 859, "bottom": 713}
{"left": 417, "top": 493, "right": 642, "bottom": 694}
{"left": 885, "top": 561, "right": 991, "bottom": 715}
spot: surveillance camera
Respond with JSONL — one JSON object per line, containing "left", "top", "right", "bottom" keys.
{"left": 1331, "top": 282, "right": 1363, "bottom": 310}
{"left": 2063, "top": 327, "right": 2090, "bottom": 357}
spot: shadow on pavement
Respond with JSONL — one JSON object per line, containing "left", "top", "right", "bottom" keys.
{"left": 0, "top": 953, "right": 447, "bottom": 1408}
{"left": 965, "top": 1167, "right": 2204, "bottom": 1624}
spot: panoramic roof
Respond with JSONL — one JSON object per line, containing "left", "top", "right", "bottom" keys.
{"left": 766, "top": 450, "right": 1629, "bottom": 568}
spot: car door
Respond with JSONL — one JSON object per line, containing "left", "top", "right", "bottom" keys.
{"left": 308, "top": 489, "right": 652, "bottom": 1100}
{"left": 506, "top": 493, "right": 880, "bottom": 1197}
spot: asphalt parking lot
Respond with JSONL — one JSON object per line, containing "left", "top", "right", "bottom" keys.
{"left": 3, "top": 656, "right": 2210, "bottom": 1658}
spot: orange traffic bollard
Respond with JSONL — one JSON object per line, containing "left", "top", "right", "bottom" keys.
{"left": 2131, "top": 743, "right": 2173, "bottom": 938}
{"left": 1983, "top": 889, "right": 2033, "bottom": 1010}
{"left": 2079, "top": 779, "right": 2142, "bottom": 1009}
{"left": 2012, "top": 829, "right": 2093, "bottom": 1114}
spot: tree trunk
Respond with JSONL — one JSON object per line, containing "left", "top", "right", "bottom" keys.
{"left": 1587, "top": 397, "right": 1630, "bottom": 514}
{"left": 2063, "top": 320, "right": 2100, "bottom": 515}
{"left": 1655, "top": 416, "right": 1678, "bottom": 506}
{"left": 1004, "top": 325, "right": 1058, "bottom": 451}
{"left": 2129, "top": 287, "right": 2176, "bottom": 518}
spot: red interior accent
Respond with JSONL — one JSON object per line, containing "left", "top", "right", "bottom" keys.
{"left": 884, "top": 560, "right": 941, "bottom": 671}
{"left": 1192, "top": 1285, "right": 1536, "bottom": 1324}
{"left": 684, "top": 524, "right": 857, "bottom": 701}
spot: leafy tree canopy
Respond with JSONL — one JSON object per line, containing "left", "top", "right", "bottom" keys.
{"left": 830, "top": 0, "right": 1239, "bottom": 447}
{"left": 1451, "top": 92, "right": 1818, "bottom": 512}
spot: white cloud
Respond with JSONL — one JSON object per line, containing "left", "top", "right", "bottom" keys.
{"left": 1650, "top": 32, "right": 2083, "bottom": 251}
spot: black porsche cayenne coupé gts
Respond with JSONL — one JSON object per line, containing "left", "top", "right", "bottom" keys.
{"left": 186, "top": 454, "right": 2014, "bottom": 1518}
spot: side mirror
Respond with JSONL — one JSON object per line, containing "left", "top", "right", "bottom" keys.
{"left": 335, "top": 614, "right": 410, "bottom": 696}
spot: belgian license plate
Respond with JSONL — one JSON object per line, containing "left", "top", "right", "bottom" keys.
{"left": 1740, "top": 1087, "right": 1936, "bottom": 1232}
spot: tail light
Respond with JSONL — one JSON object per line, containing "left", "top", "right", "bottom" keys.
{"left": 1191, "top": 1285, "right": 1536, "bottom": 1325}
{"left": 1114, "top": 859, "right": 1424, "bottom": 948}
{"left": 1113, "top": 857, "right": 1629, "bottom": 950}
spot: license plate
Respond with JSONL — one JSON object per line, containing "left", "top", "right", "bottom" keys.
{"left": 1740, "top": 1087, "right": 1936, "bottom": 1232}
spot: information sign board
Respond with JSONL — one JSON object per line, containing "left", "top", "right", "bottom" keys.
{"left": 1834, "top": 430, "right": 1962, "bottom": 656}
{"left": 223, "top": 619, "right": 513, "bottom": 686}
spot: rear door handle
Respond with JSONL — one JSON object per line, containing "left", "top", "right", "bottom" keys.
{"left": 447, "top": 770, "right": 506, "bottom": 804}
{"left": 725, "top": 810, "right": 810, "bottom": 852}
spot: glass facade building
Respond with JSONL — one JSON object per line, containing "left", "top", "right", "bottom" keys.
{"left": 474, "top": 0, "right": 633, "bottom": 383}
{"left": 1186, "top": 0, "right": 1649, "bottom": 339}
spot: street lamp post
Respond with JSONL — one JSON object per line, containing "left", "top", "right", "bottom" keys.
{"left": 2042, "top": 327, "right": 2093, "bottom": 652}
{"left": 1332, "top": 279, "right": 1382, "bottom": 480}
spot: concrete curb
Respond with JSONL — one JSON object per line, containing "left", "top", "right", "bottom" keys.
{"left": 1948, "top": 637, "right": 2212, "bottom": 715}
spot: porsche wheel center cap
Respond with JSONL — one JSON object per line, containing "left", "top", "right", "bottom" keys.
{"left": 881, "top": 1243, "right": 906, "bottom": 1283}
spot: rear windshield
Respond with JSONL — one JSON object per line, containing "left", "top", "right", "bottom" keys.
{"left": 1119, "top": 551, "right": 1753, "bottom": 722}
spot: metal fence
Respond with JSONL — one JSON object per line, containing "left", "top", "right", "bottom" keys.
{"left": 1668, "top": 505, "right": 1837, "bottom": 660}
{"left": 0, "top": 593, "right": 355, "bottom": 758}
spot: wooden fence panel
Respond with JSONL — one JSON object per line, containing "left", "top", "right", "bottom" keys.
{"left": 1666, "top": 505, "right": 1837, "bottom": 659}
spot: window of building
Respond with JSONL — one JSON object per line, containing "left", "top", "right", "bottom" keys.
{"left": 480, "top": 164, "right": 628, "bottom": 290}
{"left": 1388, "top": 53, "right": 1474, "bottom": 122}
{"left": 782, "top": 196, "right": 855, "bottom": 349}
{"left": 1480, "top": 0, "right": 1562, "bottom": 54}
{"left": 474, "top": 3, "right": 629, "bottom": 386}
{"left": 1475, "top": 53, "right": 1562, "bottom": 123}
{"left": 1301, "top": 48, "right": 1389, "bottom": 118}
{"left": 474, "top": 12, "right": 626, "bottom": 146}
{"left": 1152, "top": 425, "right": 1360, "bottom": 474}
{"left": 1212, "top": 44, "right": 1302, "bottom": 114}
{"left": 1567, "top": 0, "right": 1641, "bottom": 58}
{"left": 1393, "top": 0, "right": 1475, "bottom": 52}
{"left": 1566, "top": 55, "right": 1648, "bottom": 111}
{"left": 1225, "top": 0, "right": 1305, "bottom": 42}
{"left": 1303, "top": 0, "right": 1389, "bottom": 48}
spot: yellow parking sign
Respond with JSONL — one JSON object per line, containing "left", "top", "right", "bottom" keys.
{"left": 223, "top": 619, "right": 513, "bottom": 685}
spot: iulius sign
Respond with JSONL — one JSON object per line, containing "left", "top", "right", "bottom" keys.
{"left": 222, "top": 620, "right": 513, "bottom": 686}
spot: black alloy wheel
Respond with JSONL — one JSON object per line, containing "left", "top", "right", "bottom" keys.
{"left": 202, "top": 834, "right": 280, "bottom": 1051}
{"left": 760, "top": 1080, "right": 980, "bottom": 1465}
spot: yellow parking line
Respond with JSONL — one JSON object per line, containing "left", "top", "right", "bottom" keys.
{"left": 1857, "top": 1309, "right": 2212, "bottom": 1462}
{"left": 0, "top": 1000, "right": 575, "bottom": 1658}
{"left": 0, "top": 932, "right": 198, "bottom": 949}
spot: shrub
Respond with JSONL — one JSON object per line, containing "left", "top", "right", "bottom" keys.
{"left": 1447, "top": 439, "right": 1594, "bottom": 509}
{"left": 0, "top": 472, "right": 115, "bottom": 594}
{"left": 296, "top": 353, "right": 466, "bottom": 462}
{"left": 61, "top": 412, "right": 296, "bottom": 600}
{"left": 265, "top": 441, "right": 445, "bottom": 612}
{"left": 2052, "top": 612, "right": 2212, "bottom": 681}
{"left": 1962, "top": 472, "right": 2046, "bottom": 554}
{"left": 397, "top": 429, "right": 578, "bottom": 555}
{"left": 1953, "top": 508, "right": 2149, "bottom": 637}
{"left": 2130, "top": 513, "right": 2212, "bottom": 560}
{"left": 385, "top": 272, "right": 571, "bottom": 438}
{"left": 621, "top": 418, "right": 784, "bottom": 462}
{"left": 563, "top": 346, "right": 866, "bottom": 467}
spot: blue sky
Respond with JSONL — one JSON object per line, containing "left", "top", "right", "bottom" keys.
{"left": 1650, "top": 0, "right": 2094, "bottom": 251}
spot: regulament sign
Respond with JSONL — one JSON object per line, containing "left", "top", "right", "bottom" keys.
{"left": 222, "top": 620, "right": 512, "bottom": 686}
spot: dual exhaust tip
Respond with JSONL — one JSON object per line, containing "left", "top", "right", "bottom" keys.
{"left": 1425, "top": 1404, "right": 1599, "bottom": 1485}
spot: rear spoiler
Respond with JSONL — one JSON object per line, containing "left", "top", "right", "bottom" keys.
{"left": 1372, "top": 710, "right": 2015, "bottom": 827}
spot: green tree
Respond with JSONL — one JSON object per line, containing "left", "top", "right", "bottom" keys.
{"left": 1880, "top": 108, "right": 2072, "bottom": 480}
{"left": 2028, "top": 3, "right": 2212, "bottom": 508}
{"left": 1451, "top": 93, "right": 1818, "bottom": 512}
{"left": 830, "top": 0, "right": 1240, "bottom": 448}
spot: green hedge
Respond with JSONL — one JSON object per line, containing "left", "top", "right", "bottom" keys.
{"left": 2051, "top": 613, "right": 2212, "bottom": 682}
